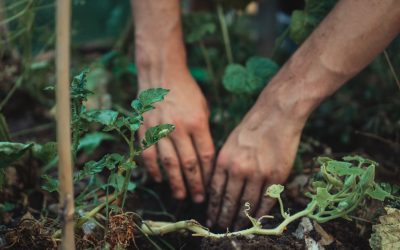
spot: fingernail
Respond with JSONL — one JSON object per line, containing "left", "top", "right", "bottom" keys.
{"left": 193, "top": 194, "right": 204, "bottom": 203}
{"left": 206, "top": 219, "right": 212, "bottom": 228}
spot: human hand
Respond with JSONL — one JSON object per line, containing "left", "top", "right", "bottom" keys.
{"left": 206, "top": 87, "right": 306, "bottom": 230}
{"left": 139, "top": 70, "right": 215, "bottom": 203}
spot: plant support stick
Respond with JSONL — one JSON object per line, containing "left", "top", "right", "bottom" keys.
{"left": 56, "top": 0, "right": 75, "bottom": 249}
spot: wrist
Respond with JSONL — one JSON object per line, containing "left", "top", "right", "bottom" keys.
{"left": 256, "top": 47, "right": 347, "bottom": 125}
{"left": 135, "top": 32, "right": 188, "bottom": 89}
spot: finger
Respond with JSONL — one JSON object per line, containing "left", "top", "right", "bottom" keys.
{"left": 191, "top": 125, "right": 215, "bottom": 186}
{"left": 217, "top": 173, "right": 245, "bottom": 229}
{"left": 233, "top": 178, "right": 263, "bottom": 230}
{"left": 206, "top": 162, "right": 227, "bottom": 227}
{"left": 158, "top": 138, "right": 186, "bottom": 200}
{"left": 171, "top": 130, "right": 205, "bottom": 203}
{"left": 255, "top": 184, "right": 277, "bottom": 220}
{"left": 139, "top": 127, "right": 161, "bottom": 182}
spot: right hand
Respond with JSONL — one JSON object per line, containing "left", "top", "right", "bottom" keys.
{"left": 138, "top": 69, "right": 215, "bottom": 203}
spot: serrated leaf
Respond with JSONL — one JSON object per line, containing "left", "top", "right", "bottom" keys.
{"left": 0, "top": 142, "right": 33, "bottom": 169}
{"left": 84, "top": 110, "right": 119, "bottom": 126}
{"left": 132, "top": 88, "right": 170, "bottom": 114}
{"left": 75, "top": 154, "right": 124, "bottom": 181}
{"left": 32, "top": 142, "right": 58, "bottom": 165}
{"left": 41, "top": 174, "right": 59, "bottom": 193}
{"left": 142, "top": 124, "right": 175, "bottom": 148}
{"left": 70, "top": 70, "right": 92, "bottom": 101}
{"left": 78, "top": 132, "right": 115, "bottom": 155}
{"left": 265, "top": 184, "right": 284, "bottom": 198}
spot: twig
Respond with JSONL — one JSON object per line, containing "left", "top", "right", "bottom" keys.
{"left": 10, "top": 122, "right": 54, "bottom": 138}
{"left": 217, "top": 4, "right": 233, "bottom": 64}
{"left": 383, "top": 50, "right": 400, "bottom": 92}
{"left": 55, "top": 0, "right": 75, "bottom": 249}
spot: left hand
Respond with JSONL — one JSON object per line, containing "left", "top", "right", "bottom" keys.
{"left": 206, "top": 94, "right": 305, "bottom": 230}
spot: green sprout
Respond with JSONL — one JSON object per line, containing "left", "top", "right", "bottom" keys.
{"left": 139, "top": 155, "right": 396, "bottom": 237}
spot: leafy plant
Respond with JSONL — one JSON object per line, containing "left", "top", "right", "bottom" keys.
{"left": 46, "top": 72, "right": 175, "bottom": 229}
{"left": 139, "top": 156, "right": 397, "bottom": 237}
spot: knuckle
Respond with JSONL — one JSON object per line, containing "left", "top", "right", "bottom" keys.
{"left": 188, "top": 116, "right": 207, "bottom": 130}
{"left": 260, "top": 167, "right": 273, "bottom": 178}
{"left": 182, "top": 158, "right": 198, "bottom": 172}
{"left": 230, "top": 162, "right": 251, "bottom": 177}
{"left": 200, "top": 151, "right": 215, "bottom": 164}
{"left": 161, "top": 156, "right": 179, "bottom": 169}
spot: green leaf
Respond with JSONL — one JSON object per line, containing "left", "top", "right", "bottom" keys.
{"left": 84, "top": 110, "right": 119, "bottom": 126}
{"left": 142, "top": 124, "right": 175, "bottom": 148}
{"left": 265, "top": 184, "right": 284, "bottom": 198}
{"left": 246, "top": 57, "right": 279, "bottom": 84}
{"left": 70, "top": 70, "right": 92, "bottom": 101}
{"left": 41, "top": 174, "right": 59, "bottom": 193}
{"left": 0, "top": 142, "right": 33, "bottom": 169}
{"left": 32, "top": 142, "right": 58, "bottom": 165}
{"left": 315, "top": 187, "right": 333, "bottom": 208}
{"left": 109, "top": 173, "right": 136, "bottom": 192}
{"left": 367, "top": 184, "right": 393, "bottom": 201}
{"left": 122, "top": 161, "right": 136, "bottom": 171}
{"left": 359, "top": 165, "right": 375, "bottom": 192}
{"left": 78, "top": 132, "right": 115, "bottom": 155}
{"left": 222, "top": 64, "right": 249, "bottom": 94}
{"left": 183, "top": 12, "right": 216, "bottom": 43}
{"left": 326, "top": 160, "right": 364, "bottom": 176}
{"left": 75, "top": 154, "right": 124, "bottom": 181}
{"left": 223, "top": 57, "right": 279, "bottom": 95}
{"left": 288, "top": 10, "right": 318, "bottom": 44}
{"left": 132, "top": 88, "right": 170, "bottom": 114}
{"left": 0, "top": 202, "right": 16, "bottom": 212}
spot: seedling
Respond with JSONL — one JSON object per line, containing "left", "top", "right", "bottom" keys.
{"left": 140, "top": 155, "right": 396, "bottom": 237}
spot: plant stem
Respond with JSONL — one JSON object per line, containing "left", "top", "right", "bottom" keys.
{"left": 383, "top": 50, "right": 400, "bottom": 91}
{"left": 140, "top": 201, "right": 318, "bottom": 238}
{"left": 277, "top": 197, "right": 289, "bottom": 219}
{"left": 217, "top": 4, "right": 233, "bottom": 64}
{"left": 120, "top": 130, "right": 135, "bottom": 208}
{"left": 198, "top": 40, "right": 221, "bottom": 107}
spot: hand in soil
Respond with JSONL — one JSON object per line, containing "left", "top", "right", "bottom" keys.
{"left": 139, "top": 70, "right": 214, "bottom": 203}
{"left": 207, "top": 91, "right": 304, "bottom": 230}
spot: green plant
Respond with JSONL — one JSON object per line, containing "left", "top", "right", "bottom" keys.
{"left": 139, "top": 155, "right": 397, "bottom": 237}
{"left": 68, "top": 74, "right": 174, "bottom": 229}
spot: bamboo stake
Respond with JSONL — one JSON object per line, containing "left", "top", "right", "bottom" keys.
{"left": 55, "top": 0, "right": 75, "bottom": 249}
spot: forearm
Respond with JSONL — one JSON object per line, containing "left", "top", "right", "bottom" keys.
{"left": 258, "top": 0, "right": 400, "bottom": 123}
{"left": 131, "top": 0, "right": 187, "bottom": 87}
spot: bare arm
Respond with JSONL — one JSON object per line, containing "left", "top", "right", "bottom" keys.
{"left": 208, "top": 0, "right": 400, "bottom": 229}
{"left": 131, "top": 0, "right": 214, "bottom": 203}
{"left": 261, "top": 0, "right": 400, "bottom": 121}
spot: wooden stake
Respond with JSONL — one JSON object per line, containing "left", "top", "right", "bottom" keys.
{"left": 55, "top": 0, "right": 75, "bottom": 249}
